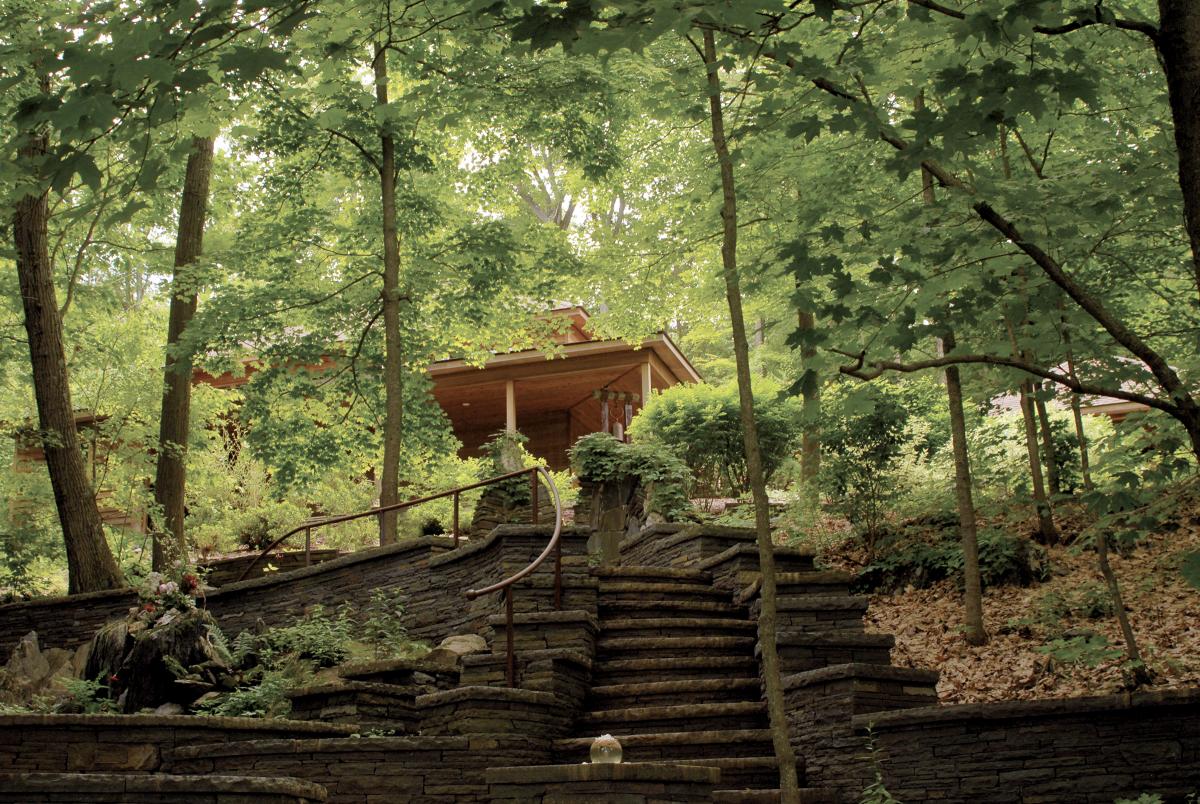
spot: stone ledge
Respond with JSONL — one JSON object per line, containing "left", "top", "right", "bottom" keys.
{"left": 337, "top": 656, "right": 458, "bottom": 680}
{"left": 428, "top": 525, "right": 592, "bottom": 569}
{"left": 461, "top": 647, "right": 592, "bottom": 671}
{"left": 783, "top": 662, "right": 940, "bottom": 691}
{"left": 486, "top": 609, "right": 599, "bottom": 627}
{"left": 0, "top": 772, "right": 327, "bottom": 800}
{"left": 209, "top": 537, "right": 441, "bottom": 596}
{"left": 0, "top": 713, "right": 358, "bottom": 734}
{"left": 285, "top": 681, "right": 420, "bottom": 699}
{"left": 416, "top": 685, "right": 559, "bottom": 707}
{"left": 853, "top": 686, "right": 1200, "bottom": 731}
{"left": 166, "top": 734, "right": 550, "bottom": 761}
{"left": 697, "top": 542, "right": 815, "bottom": 572}
{"left": 485, "top": 761, "right": 721, "bottom": 785}
{"left": 775, "top": 631, "right": 894, "bottom": 648}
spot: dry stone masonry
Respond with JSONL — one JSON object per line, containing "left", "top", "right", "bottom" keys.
{"left": 0, "top": 522, "right": 1197, "bottom": 801}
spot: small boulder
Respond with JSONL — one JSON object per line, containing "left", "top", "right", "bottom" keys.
{"left": 426, "top": 633, "right": 487, "bottom": 666}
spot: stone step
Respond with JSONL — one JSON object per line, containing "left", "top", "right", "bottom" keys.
{"left": 591, "top": 655, "right": 757, "bottom": 685}
{"left": 736, "top": 572, "right": 853, "bottom": 603}
{"left": 698, "top": 543, "right": 817, "bottom": 579}
{"left": 591, "top": 565, "right": 713, "bottom": 584}
{"left": 598, "top": 580, "right": 732, "bottom": 602}
{"left": 338, "top": 657, "right": 459, "bottom": 690}
{"left": 775, "top": 630, "right": 895, "bottom": 672}
{"left": 675, "top": 757, "right": 785, "bottom": 791}
{"left": 588, "top": 677, "right": 760, "bottom": 709}
{"left": 597, "top": 635, "right": 757, "bottom": 660}
{"left": 577, "top": 701, "right": 766, "bottom": 736}
{"left": 555, "top": 728, "right": 775, "bottom": 763}
{"left": 598, "top": 598, "right": 748, "bottom": 619}
{"left": 770, "top": 595, "right": 869, "bottom": 631}
{"left": 600, "top": 617, "right": 756, "bottom": 639}
{"left": 711, "top": 788, "right": 839, "bottom": 803}
{"left": 285, "top": 681, "right": 419, "bottom": 730}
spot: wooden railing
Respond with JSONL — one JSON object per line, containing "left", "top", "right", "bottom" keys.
{"left": 235, "top": 467, "right": 555, "bottom": 582}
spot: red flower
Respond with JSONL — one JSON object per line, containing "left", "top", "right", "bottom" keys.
{"left": 142, "top": 602, "right": 156, "bottom": 612}
{"left": 182, "top": 574, "right": 198, "bottom": 591}
{"left": 107, "top": 674, "right": 119, "bottom": 683}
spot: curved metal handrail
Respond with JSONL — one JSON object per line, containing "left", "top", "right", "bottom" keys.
{"left": 235, "top": 467, "right": 546, "bottom": 582}
{"left": 463, "top": 465, "right": 564, "bottom": 688}
{"left": 464, "top": 465, "right": 563, "bottom": 600}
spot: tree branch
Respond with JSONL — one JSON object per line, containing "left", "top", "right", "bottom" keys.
{"left": 832, "top": 348, "right": 1174, "bottom": 413}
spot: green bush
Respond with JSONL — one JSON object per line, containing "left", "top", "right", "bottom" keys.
{"left": 1031, "top": 581, "right": 1114, "bottom": 628}
{"left": 570, "top": 433, "right": 692, "bottom": 520}
{"left": 234, "top": 605, "right": 353, "bottom": 669}
{"left": 857, "top": 526, "right": 1047, "bottom": 592}
{"left": 629, "top": 380, "right": 801, "bottom": 497}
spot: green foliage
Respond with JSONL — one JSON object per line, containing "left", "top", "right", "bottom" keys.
{"left": 57, "top": 676, "right": 119, "bottom": 715}
{"left": 1031, "top": 582, "right": 1114, "bottom": 628}
{"left": 196, "top": 665, "right": 307, "bottom": 719}
{"left": 1114, "top": 796, "right": 1164, "bottom": 804}
{"left": 858, "top": 726, "right": 901, "bottom": 804}
{"left": 858, "top": 525, "right": 1048, "bottom": 593}
{"left": 1036, "top": 634, "right": 1123, "bottom": 668}
{"left": 570, "top": 432, "right": 692, "bottom": 520}
{"left": 630, "top": 380, "right": 801, "bottom": 496}
{"left": 820, "top": 381, "right": 931, "bottom": 553}
{"left": 358, "top": 588, "right": 427, "bottom": 660}
{"left": 236, "top": 605, "right": 353, "bottom": 669}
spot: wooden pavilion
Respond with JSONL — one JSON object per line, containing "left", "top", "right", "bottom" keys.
{"left": 429, "top": 307, "right": 701, "bottom": 470}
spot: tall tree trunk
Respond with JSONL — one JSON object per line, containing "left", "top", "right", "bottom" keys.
{"left": 375, "top": 41, "right": 403, "bottom": 546}
{"left": 701, "top": 30, "right": 800, "bottom": 800}
{"left": 1019, "top": 379, "right": 1059, "bottom": 544}
{"left": 1034, "top": 387, "right": 1062, "bottom": 497}
{"left": 13, "top": 132, "right": 123, "bottom": 593}
{"left": 1158, "top": 1, "right": 1200, "bottom": 301}
{"left": 152, "top": 136, "right": 215, "bottom": 570}
{"left": 796, "top": 309, "right": 820, "bottom": 487}
{"left": 942, "top": 331, "right": 987, "bottom": 645}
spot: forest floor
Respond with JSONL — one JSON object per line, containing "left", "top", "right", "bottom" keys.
{"left": 810, "top": 490, "right": 1200, "bottom": 705}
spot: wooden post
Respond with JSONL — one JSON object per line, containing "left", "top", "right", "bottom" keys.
{"left": 452, "top": 492, "right": 460, "bottom": 548}
{"left": 640, "top": 362, "right": 652, "bottom": 412}
{"left": 505, "top": 380, "right": 517, "bottom": 433}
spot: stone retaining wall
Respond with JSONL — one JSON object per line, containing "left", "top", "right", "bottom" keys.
{"left": 0, "top": 772, "right": 327, "bottom": 803}
{"left": 164, "top": 735, "right": 552, "bottom": 803}
{"left": 0, "top": 714, "right": 355, "bottom": 774}
{"left": 0, "top": 526, "right": 592, "bottom": 662}
{"left": 200, "top": 550, "right": 343, "bottom": 587}
{"left": 486, "top": 762, "right": 719, "bottom": 802}
{"left": 857, "top": 688, "right": 1200, "bottom": 803}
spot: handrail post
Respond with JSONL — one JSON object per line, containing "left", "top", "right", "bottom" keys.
{"left": 452, "top": 491, "right": 460, "bottom": 548}
{"left": 377, "top": 510, "right": 385, "bottom": 546}
{"left": 304, "top": 527, "right": 312, "bottom": 567}
{"left": 530, "top": 469, "right": 539, "bottom": 525}
{"left": 504, "top": 586, "right": 515, "bottom": 688}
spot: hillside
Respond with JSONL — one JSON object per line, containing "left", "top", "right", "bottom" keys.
{"left": 814, "top": 494, "right": 1200, "bottom": 705}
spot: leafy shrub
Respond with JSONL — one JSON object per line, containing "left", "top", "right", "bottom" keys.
{"left": 235, "top": 605, "right": 353, "bottom": 669}
{"left": 1032, "top": 581, "right": 1113, "bottom": 628}
{"left": 359, "top": 588, "right": 427, "bottom": 660}
{"left": 629, "top": 380, "right": 801, "bottom": 497}
{"left": 196, "top": 664, "right": 309, "bottom": 719}
{"left": 1036, "top": 634, "right": 1122, "bottom": 668}
{"left": 820, "top": 382, "right": 915, "bottom": 555}
{"left": 570, "top": 432, "right": 692, "bottom": 520}
{"left": 857, "top": 526, "right": 1047, "bottom": 592}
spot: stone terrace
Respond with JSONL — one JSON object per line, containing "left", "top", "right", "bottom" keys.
{"left": 1, "top": 523, "right": 1198, "bottom": 801}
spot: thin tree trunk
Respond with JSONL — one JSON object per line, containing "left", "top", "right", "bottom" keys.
{"left": 13, "top": 131, "right": 123, "bottom": 593}
{"left": 1158, "top": 1, "right": 1200, "bottom": 302}
{"left": 796, "top": 309, "right": 820, "bottom": 487}
{"left": 1019, "top": 379, "right": 1059, "bottom": 544}
{"left": 152, "top": 136, "right": 215, "bottom": 570}
{"left": 701, "top": 29, "right": 800, "bottom": 800}
{"left": 1034, "top": 387, "right": 1062, "bottom": 497}
{"left": 375, "top": 41, "right": 403, "bottom": 546}
{"left": 943, "top": 331, "right": 987, "bottom": 645}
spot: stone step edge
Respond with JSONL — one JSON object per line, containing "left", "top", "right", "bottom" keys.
{"left": 591, "top": 565, "right": 713, "bottom": 583}
{"left": 554, "top": 728, "right": 772, "bottom": 751}
{"left": 286, "top": 680, "right": 422, "bottom": 700}
{"left": 485, "top": 609, "right": 599, "bottom": 627}
{"left": 338, "top": 657, "right": 459, "bottom": 681}
{"left": 589, "top": 677, "right": 760, "bottom": 698}
{"left": 601, "top": 617, "right": 755, "bottom": 632}
{"left": 0, "top": 772, "right": 328, "bottom": 801}
{"left": 577, "top": 700, "right": 765, "bottom": 723}
{"left": 593, "top": 655, "right": 755, "bottom": 672}
{"left": 462, "top": 647, "right": 592, "bottom": 670}
{"left": 597, "top": 635, "right": 756, "bottom": 651}
{"left": 696, "top": 543, "right": 816, "bottom": 572}
{"left": 735, "top": 572, "right": 854, "bottom": 604}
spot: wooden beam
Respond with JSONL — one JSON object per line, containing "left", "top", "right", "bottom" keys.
{"left": 431, "top": 352, "right": 647, "bottom": 390}
{"left": 505, "top": 380, "right": 516, "bottom": 433}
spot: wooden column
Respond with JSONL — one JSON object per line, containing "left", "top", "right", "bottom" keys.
{"left": 505, "top": 380, "right": 517, "bottom": 433}
{"left": 640, "top": 362, "right": 652, "bottom": 412}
